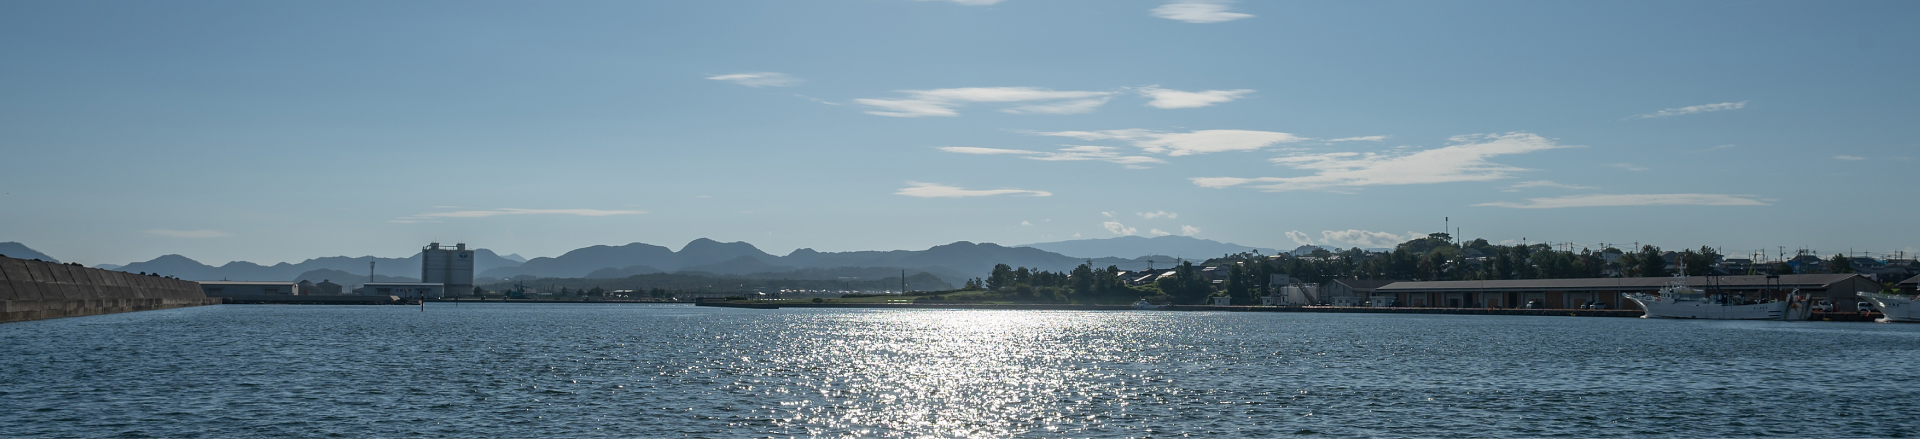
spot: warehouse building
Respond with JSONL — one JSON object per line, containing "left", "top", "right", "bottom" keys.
{"left": 1372, "top": 274, "right": 1881, "bottom": 311}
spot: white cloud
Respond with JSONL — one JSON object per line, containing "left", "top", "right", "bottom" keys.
{"left": 1284, "top": 230, "right": 1315, "bottom": 246}
{"left": 894, "top": 182, "right": 1051, "bottom": 198}
{"left": 1005, "top": 98, "right": 1112, "bottom": 115}
{"left": 1629, "top": 101, "right": 1747, "bottom": 119}
{"left": 1020, "top": 221, "right": 1032, "bottom": 226}
{"left": 706, "top": 72, "right": 802, "bottom": 87}
{"left": 1834, "top": 155, "right": 1866, "bottom": 161}
{"left": 412, "top": 208, "right": 646, "bottom": 218}
{"left": 1606, "top": 163, "right": 1649, "bottom": 172}
{"left": 1193, "top": 132, "right": 1576, "bottom": 192}
{"left": 1037, "top": 129, "right": 1302, "bottom": 156}
{"left": 1474, "top": 193, "right": 1769, "bottom": 209}
{"left": 856, "top": 87, "right": 1112, "bottom": 117}
{"left": 1181, "top": 225, "right": 1201, "bottom": 236}
{"left": 1327, "top": 136, "right": 1389, "bottom": 142}
{"left": 1101, "top": 211, "right": 1115, "bottom": 218}
{"left": 1137, "top": 86, "right": 1254, "bottom": 109}
{"left": 1137, "top": 211, "right": 1178, "bottom": 219}
{"left": 1152, "top": 0, "right": 1253, "bottom": 23}
{"left": 937, "top": 145, "right": 1167, "bottom": 166}
{"left": 919, "top": 0, "right": 1006, "bottom": 4}
{"left": 1103, "top": 221, "right": 1138, "bottom": 236}
{"left": 1318, "top": 230, "right": 1410, "bottom": 247}
{"left": 1149, "top": 228, "right": 1172, "bottom": 236}
{"left": 144, "top": 229, "right": 231, "bottom": 238}
{"left": 1502, "top": 180, "right": 1597, "bottom": 192}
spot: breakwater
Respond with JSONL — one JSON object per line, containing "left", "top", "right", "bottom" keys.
{"left": 695, "top": 301, "right": 1643, "bottom": 317}
{"left": 0, "top": 256, "right": 220, "bottom": 323}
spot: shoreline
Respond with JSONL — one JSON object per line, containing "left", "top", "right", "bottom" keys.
{"left": 693, "top": 301, "right": 1890, "bottom": 321}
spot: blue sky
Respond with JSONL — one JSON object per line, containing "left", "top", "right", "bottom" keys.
{"left": 3, "top": 0, "right": 1917, "bottom": 266}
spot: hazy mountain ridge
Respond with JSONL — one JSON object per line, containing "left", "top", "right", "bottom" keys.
{"left": 36, "top": 238, "right": 1181, "bottom": 286}
{"left": 485, "top": 240, "right": 1167, "bottom": 284}
{"left": 114, "top": 248, "right": 522, "bottom": 281}
{"left": 0, "top": 242, "right": 59, "bottom": 263}
{"left": 1016, "top": 235, "right": 1282, "bottom": 260}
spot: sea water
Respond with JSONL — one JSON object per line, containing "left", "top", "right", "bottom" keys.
{"left": 2, "top": 303, "right": 1916, "bottom": 437}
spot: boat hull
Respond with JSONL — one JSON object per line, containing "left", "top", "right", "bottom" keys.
{"left": 1626, "top": 297, "right": 1792, "bottom": 320}
{"left": 1859, "top": 292, "right": 1920, "bottom": 323}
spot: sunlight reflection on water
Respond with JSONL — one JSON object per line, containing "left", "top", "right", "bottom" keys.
{"left": 2, "top": 304, "right": 1919, "bottom": 437}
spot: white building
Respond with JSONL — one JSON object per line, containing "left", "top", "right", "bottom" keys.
{"left": 421, "top": 242, "right": 475, "bottom": 297}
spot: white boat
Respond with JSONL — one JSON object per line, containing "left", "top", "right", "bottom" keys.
{"left": 1857, "top": 291, "right": 1919, "bottom": 322}
{"left": 1624, "top": 276, "right": 1809, "bottom": 320}
{"left": 1131, "top": 299, "right": 1162, "bottom": 310}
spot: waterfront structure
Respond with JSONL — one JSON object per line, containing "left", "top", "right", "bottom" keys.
{"left": 1374, "top": 274, "right": 1880, "bottom": 311}
{"left": 1321, "top": 279, "right": 1398, "bottom": 307}
{"left": 314, "top": 279, "right": 344, "bottom": 295}
{"left": 1, "top": 256, "right": 218, "bottom": 323}
{"left": 199, "top": 281, "right": 300, "bottom": 297}
{"left": 421, "top": 242, "right": 475, "bottom": 297}
{"left": 360, "top": 282, "right": 444, "bottom": 299}
{"left": 1900, "top": 274, "right": 1919, "bottom": 294}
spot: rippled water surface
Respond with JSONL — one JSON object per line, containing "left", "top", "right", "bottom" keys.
{"left": 4, "top": 303, "right": 1919, "bottom": 437}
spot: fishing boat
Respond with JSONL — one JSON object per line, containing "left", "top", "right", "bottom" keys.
{"left": 1131, "top": 299, "right": 1162, "bottom": 310}
{"left": 1857, "top": 291, "right": 1919, "bottom": 323}
{"left": 1624, "top": 276, "right": 1809, "bottom": 320}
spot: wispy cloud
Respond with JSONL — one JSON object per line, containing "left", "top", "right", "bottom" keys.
{"left": 1192, "top": 132, "right": 1576, "bottom": 192}
{"left": 706, "top": 72, "right": 802, "bottom": 87}
{"left": 895, "top": 182, "right": 1052, "bottom": 198}
{"left": 411, "top": 208, "right": 647, "bottom": 219}
{"left": 1103, "top": 220, "right": 1138, "bottom": 236}
{"left": 1606, "top": 163, "right": 1649, "bottom": 172}
{"left": 918, "top": 0, "right": 1006, "bottom": 5}
{"left": 1475, "top": 193, "right": 1769, "bottom": 209}
{"left": 937, "top": 146, "right": 1166, "bottom": 167}
{"left": 1284, "top": 230, "right": 1315, "bottom": 246}
{"left": 1138, "top": 86, "right": 1254, "bottom": 109}
{"left": 1628, "top": 101, "right": 1747, "bottom": 119}
{"left": 144, "top": 229, "right": 231, "bottom": 238}
{"left": 855, "top": 87, "right": 1112, "bottom": 117}
{"left": 1501, "top": 180, "right": 1596, "bottom": 192}
{"left": 1834, "top": 155, "right": 1866, "bottom": 161}
{"left": 1036, "top": 129, "right": 1302, "bottom": 156}
{"left": 1152, "top": 0, "right": 1253, "bottom": 23}
{"left": 1149, "top": 228, "right": 1172, "bottom": 236}
{"left": 1180, "top": 225, "right": 1201, "bottom": 236}
{"left": 1318, "top": 230, "right": 1413, "bottom": 247}
{"left": 1137, "top": 211, "right": 1178, "bottom": 219}
{"left": 1327, "top": 136, "right": 1389, "bottom": 142}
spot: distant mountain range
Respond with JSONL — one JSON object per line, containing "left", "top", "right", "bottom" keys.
{"left": 1016, "top": 235, "right": 1283, "bottom": 259}
{"left": 0, "top": 242, "right": 59, "bottom": 263}
{"left": 3, "top": 237, "right": 1238, "bottom": 286}
{"left": 111, "top": 249, "right": 522, "bottom": 282}
{"left": 484, "top": 238, "right": 1167, "bottom": 284}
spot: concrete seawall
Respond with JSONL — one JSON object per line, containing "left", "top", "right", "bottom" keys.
{"left": 0, "top": 256, "right": 222, "bottom": 323}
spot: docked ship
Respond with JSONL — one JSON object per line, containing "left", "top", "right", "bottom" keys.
{"left": 1624, "top": 276, "right": 1810, "bottom": 320}
{"left": 1857, "top": 291, "right": 1919, "bottom": 323}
